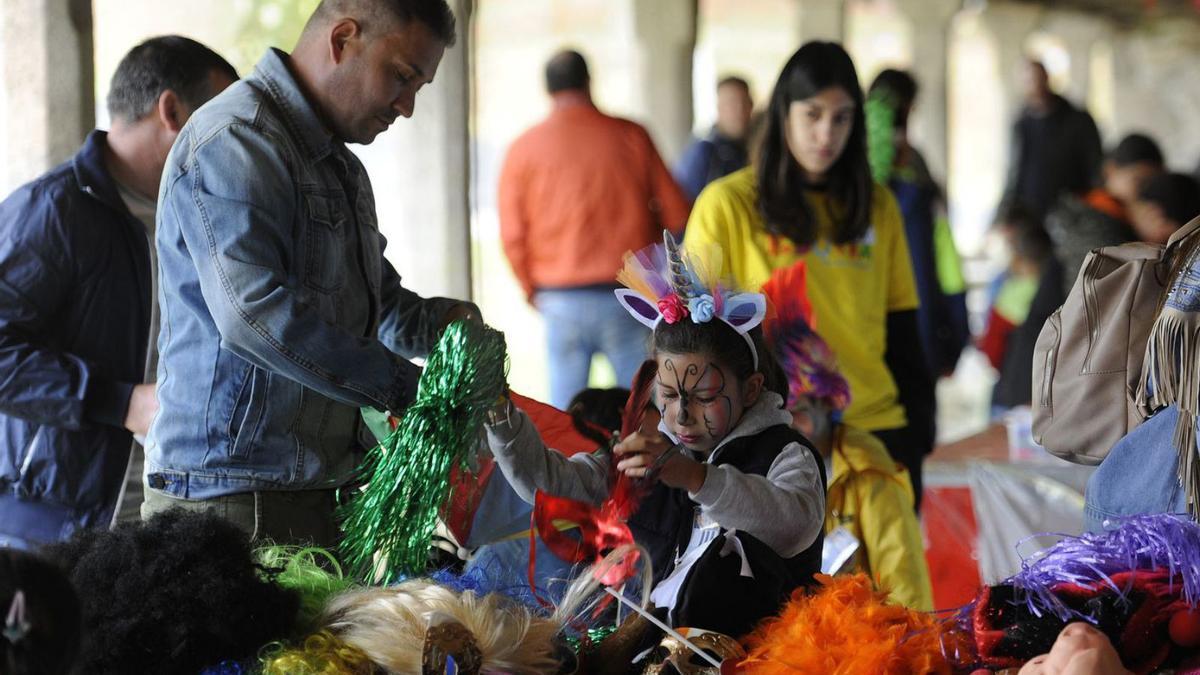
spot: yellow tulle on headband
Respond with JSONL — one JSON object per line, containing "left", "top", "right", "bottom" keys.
{"left": 615, "top": 239, "right": 731, "bottom": 306}
{"left": 683, "top": 241, "right": 727, "bottom": 297}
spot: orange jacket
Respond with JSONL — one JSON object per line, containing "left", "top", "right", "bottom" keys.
{"left": 498, "top": 93, "right": 689, "bottom": 301}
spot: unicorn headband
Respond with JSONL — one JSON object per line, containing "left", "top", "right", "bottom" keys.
{"left": 614, "top": 232, "right": 767, "bottom": 369}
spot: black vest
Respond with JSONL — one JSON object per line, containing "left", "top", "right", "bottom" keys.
{"left": 627, "top": 424, "right": 826, "bottom": 637}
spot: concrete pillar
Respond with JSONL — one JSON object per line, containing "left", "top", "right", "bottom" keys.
{"left": 797, "top": 0, "right": 845, "bottom": 44}
{"left": 980, "top": 2, "right": 1044, "bottom": 124}
{"left": 1042, "top": 11, "right": 1111, "bottom": 106}
{"left": 0, "top": 0, "right": 94, "bottom": 195}
{"left": 357, "top": 0, "right": 472, "bottom": 301}
{"left": 629, "top": 0, "right": 697, "bottom": 164}
{"left": 896, "top": 0, "right": 960, "bottom": 184}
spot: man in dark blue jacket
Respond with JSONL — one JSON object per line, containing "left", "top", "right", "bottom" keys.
{"left": 0, "top": 37, "right": 236, "bottom": 549}
{"left": 674, "top": 76, "right": 753, "bottom": 203}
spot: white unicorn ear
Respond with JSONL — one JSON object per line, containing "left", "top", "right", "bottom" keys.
{"left": 615, "top": 289, "right": 662, "bottom": 330}
{"left": 721, "top": 293, "right": 767, "bottom": 334}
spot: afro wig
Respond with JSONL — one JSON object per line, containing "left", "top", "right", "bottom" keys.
{"left": 43, "top": 508, "right": 301, "bottom": 674}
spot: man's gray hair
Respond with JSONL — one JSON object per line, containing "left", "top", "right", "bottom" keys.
{"left": 304, "top": 0, "right": 456, "bottom": 46}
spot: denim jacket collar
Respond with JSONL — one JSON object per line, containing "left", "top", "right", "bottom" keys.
{"left": 252, "top": 48, "right": 336, "bottom": 162}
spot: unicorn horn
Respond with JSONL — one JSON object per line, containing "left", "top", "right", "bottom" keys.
{"left": 663, "top": 230, "right": 694, "bottom": 301}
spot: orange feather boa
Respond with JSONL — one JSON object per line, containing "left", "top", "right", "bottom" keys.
{"left": 739, "top": 574, "right": 958, "bottom": 674}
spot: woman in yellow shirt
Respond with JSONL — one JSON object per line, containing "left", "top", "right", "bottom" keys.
{"left": 685, "top": 41, "right": 934, "bottom": 507}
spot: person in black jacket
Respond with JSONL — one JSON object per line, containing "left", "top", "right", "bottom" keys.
{"left": 1003, "top": 60, "right": 1103, "bottom": 222}
{"left": 0, "top": 37, "right": 236, "bottom": 548}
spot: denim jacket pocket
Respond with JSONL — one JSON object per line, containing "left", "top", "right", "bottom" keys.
{"left": 227, "top": 365, "right": 269, "bottom": 459}
{"left": 303, "top": 192, "right": 346, "bottom": 293}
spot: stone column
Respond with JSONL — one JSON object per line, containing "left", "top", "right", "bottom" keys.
{"left": 981, "top": 2, "right": 1045, "bottom": 119}
{"left": 628, "top": 0, "right": 697, "bottom": 164}
{"left": 896, "top": 0, "right": 960, "bottom": 184}
{"left": 0, "top": 0, "right": 94, "bottom": 195}
{"left": 357, "top": 0, "right": 473, "bottom": 301}
{"left": 1041, "top": 10, "right": 1111, "bottom": 105}
{"left": 797, "top": 0, "right": 845, "bottom": 44}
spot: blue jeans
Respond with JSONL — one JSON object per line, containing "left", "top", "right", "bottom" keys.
{"left": 537, "top": 288, "right": 650, "bottom": 410}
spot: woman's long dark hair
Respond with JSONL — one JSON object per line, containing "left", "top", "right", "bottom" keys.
{"left": 756, "top": 41, "right": 873, "bottom": 247}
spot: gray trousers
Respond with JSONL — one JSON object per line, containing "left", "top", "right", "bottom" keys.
{"left": 141, "top": 486, "right": 342, "bottom": 549}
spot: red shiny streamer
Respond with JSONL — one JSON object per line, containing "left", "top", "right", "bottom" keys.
{"left": 531, "top": 360, "right": 660, "bottom": 594}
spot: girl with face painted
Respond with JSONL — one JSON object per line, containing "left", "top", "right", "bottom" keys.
{"left": 684, "top": 42, "right": 934, "bottom": 510}
{"left": 483, "top": 235, "right": 827, "bottom": 640}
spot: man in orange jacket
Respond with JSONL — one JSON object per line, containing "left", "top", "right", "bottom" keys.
{"left": 498, "top": 49, "right": 689, "bottom": 408}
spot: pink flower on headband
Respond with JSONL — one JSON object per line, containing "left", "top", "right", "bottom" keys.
{"left": 657, "top": 294, "right": 688, "bottom": 324}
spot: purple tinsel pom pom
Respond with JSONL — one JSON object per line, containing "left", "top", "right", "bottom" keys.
{"left": 1003, "top": 513, "right": 1200, "bottom": 621}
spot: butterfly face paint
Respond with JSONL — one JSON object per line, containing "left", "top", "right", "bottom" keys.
{"left": 655, "top": 351, "right": 750, "bottom": 456}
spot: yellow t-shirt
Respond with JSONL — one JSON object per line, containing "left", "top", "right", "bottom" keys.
{"left": 683, "top": 167, "right": 919, "bottom": 431}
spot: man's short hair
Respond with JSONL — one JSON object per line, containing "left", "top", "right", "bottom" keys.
{"left": 306, "top": 0, "right": 456, "bottom": 46}
{"left": 1139, "top": 172, "right": 1200, "bottom": 226}
{"left": 107, "top": 36, "right": 238, "bottom": 123}
{"left": 869, "top": 68, "right": 919, "bottom": 110}
{"left": 717, "top": 75, "right": 750, "bottom": 95}
{"left": 1109, "top": 133, "right": 1165, "bottom": 168}
{"left": 545, "top": 50, "right": 589, "bottom": 94}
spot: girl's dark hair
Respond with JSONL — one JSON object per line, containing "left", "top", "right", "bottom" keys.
{"left": 568, "top": 387, "right": 631, "bottom": 446}
{"left": 0, "top": 549, "right": 81, "bottom": 675}
{"left": 653, "top": 320, "right": 787, "bottom": 400}
{"left": 756, "top": 41, "right": 873, "bottom": 247}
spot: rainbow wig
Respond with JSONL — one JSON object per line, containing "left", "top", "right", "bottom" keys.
{"left": 761, "top": 262, "right": 852, "bottom": 412}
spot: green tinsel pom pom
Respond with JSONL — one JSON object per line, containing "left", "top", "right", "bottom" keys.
{"left": 338, "top": 319, "right": 508, "bottom": 581}
{"left": 864, "top": 89, "right": 896, "bottom": 185}
{"left": 567, "top": 626, "right": 618, "bottom": 652}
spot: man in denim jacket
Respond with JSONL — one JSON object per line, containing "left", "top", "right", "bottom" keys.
{"left": 143, "top": 0, "right": 478, "bottom": 546}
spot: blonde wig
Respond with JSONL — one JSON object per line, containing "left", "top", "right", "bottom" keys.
{"left": 323, "top": 580, "right": 562, "bottom": 674}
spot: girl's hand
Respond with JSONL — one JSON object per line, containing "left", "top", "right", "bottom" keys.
{"left": 614, "top": 432, "right": 707, "bottom": 493}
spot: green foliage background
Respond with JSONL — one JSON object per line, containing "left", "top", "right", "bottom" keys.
{"left": 230, "top": 0, "right": 322, "bottom": 72}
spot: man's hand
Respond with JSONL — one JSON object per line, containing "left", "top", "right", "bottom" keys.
{"left": 615, "top": 431, "right": 706, "bottom": 493}
{"left": 438, "top": 303, "right": 482, "bottom": 334}
{"left": 1016, "top": 623, "right": 1132, "bottom": 675}
{"left": 124, "top": 383, "right": 158, "bottom": 437}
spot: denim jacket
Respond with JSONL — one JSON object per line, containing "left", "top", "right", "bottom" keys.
{"left": 146, "top": 49, "right": 471, "bottom": 499}
{"left": 1084, "top": 405, "right": 1189, "bottom": 532}
{"left": 0, "top": 131, "right": 151, "bottom": 547}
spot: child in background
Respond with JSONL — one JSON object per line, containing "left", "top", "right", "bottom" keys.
{"left": 764, "top": 265, "right": 933, "bottom": 611}
{"left": 1129, "top": 171, "right": 1200, "bottom": 245}
{"left": 482, "top": 237, "right": 826, "bottom": 638}
{"left": 0, "top": 548, "right": 81, "bottom": 675}
{"left": 566, "top": 387, "right": 631, "bottom": 445}
{"left": 979, "top": 205, "right": 1062, "bottom": 414}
